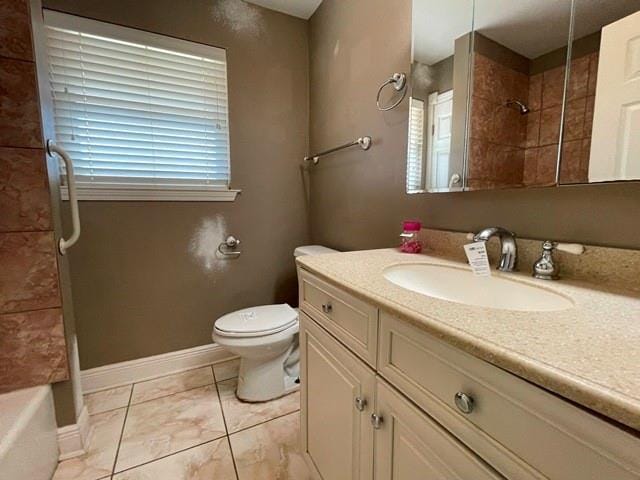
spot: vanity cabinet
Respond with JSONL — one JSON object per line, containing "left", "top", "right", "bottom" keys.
{"left": 300, "top": 312, "right": 500, "bottom": 480}
{"left": 298, "top": 269, "right": 640, "bottom": 480}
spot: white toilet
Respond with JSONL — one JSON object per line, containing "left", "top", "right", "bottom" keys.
{"left": 212, "top": 245, "right": 337, "bottom": 402}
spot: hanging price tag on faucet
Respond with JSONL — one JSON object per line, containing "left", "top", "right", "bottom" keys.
{"left": 463, "top": 242, "right": 491, "bottom": 277}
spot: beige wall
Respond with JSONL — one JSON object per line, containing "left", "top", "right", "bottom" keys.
{"left": 308, "top": 0, "right": 640, "bottom": 252}
{"left": 43, "top": 0, "right": 310, "bottom": 369}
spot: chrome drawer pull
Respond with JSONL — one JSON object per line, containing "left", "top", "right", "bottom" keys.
{"left": 321, "top": 302, "right": 333, "bottom": 314}
{"left": 371, "top": 413, "right": 383, "bottom": 429}
{"left": 355, "top": 396, "right": 367, "bottom": 412}
{"left": 454, "top": 392, "right": 475, "bottom": 414}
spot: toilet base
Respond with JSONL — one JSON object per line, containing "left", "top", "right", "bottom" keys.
{"left": 236, "top": 349, "right": 300, "bottom": 402}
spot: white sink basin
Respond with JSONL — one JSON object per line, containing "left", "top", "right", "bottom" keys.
{"left": 383, "top": 263, "right": 574, "bottom": 312}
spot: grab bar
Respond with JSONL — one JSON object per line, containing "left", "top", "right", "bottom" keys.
{"left": 304, "top": 136, "right": 372, "bottom": 165}
{"left": 46, "top": 140, "right": 80, "bottom": 255}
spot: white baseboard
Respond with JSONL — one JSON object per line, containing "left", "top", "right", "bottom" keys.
{"left": 57, "top": 405, "right": 89, "bottom": 460}
{"left": 81, "top": 343, "right": 235, "bottom": 394}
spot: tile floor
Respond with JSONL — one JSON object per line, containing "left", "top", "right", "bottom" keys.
{"left": 53, "top": 359, "right": 312, "bottom": 480}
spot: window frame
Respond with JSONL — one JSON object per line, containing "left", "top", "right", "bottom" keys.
{"left": 42, "top": 10, "right": 239, "bottom": 202}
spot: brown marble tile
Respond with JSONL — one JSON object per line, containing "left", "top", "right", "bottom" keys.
{"left": 525, "top": 110, "right": 540, "bottom": 148}
{"left": 584, "top": 95, "right": 595, "bottom": 138}
{"left": 467, "top": 137, "right": 492, "bottom": 180}
{"left": 470, "top": 95, "right": 494, "bottom": 141}
{"left": 559, "top": 140, "right": 584, "bottom": 184}
{"left": 528, "top": 74, "right": 543, "bottom": 111}
{"left": 492, "top": 104, "right": 527, "bottom": 147}
{"left": 230, "top": 412, "right": 312, "bottom": 480}
{"left": 563, "top": 97, "right": 586, "bottom": 142}
{"left": 492, "top": 145, "right": 524, "bottom": 186}
{"left": 0, "top": 0, "right": 33, "bottom": 61}
{"left": 0, "top": 147, "right": 51, "bottom": 232}
{"left": 0, "top": 308, "right": 68, "bottom": 392}
{"left": 536, "top": 144, "right": 559, "bottom": 185}
{"left": 579, "top": 138, "right": 592, "bottom": 181}
{"left": 502, "top": 68, "right": 529, "bottom": 106}
{"left": 472, "top": 53, "right": 500, "bottom": 102}
{"left": 523, "top": 148, "right": 539, "bottom": 186}
{"left": 0, "top": 231, "right": 60, "bottom": 314}
{"left": 0, "top": 58, "right": 42, "bottom": 148}
{"left": 539, "top": 106, "right": 562, "bottom": 146}
{"left": 567, "top": 55, "right": 590, "bottom": 100}
{"left": 542, "top": 66, "right": 565, "bottom": 109}
{"left": 588, "top": 51, "right": 599, "bottom": 96}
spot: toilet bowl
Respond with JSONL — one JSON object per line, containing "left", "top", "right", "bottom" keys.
{"left": 212, "top": 245, "right": 337, "bottom": 402}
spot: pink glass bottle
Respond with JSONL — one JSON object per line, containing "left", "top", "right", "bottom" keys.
{"left": 399, "top": 220, "right": 422, "bottom": 253}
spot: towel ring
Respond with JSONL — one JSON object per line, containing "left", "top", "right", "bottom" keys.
{"left": 376, "top": 72, "right": 407, "bottom": 111}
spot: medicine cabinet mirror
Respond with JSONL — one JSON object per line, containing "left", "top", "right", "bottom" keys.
{"left": 405, "top": 0, "right": 640, "bottom": 194}
{"left": 558, "top": 1, "right": 640, "bottom": 185}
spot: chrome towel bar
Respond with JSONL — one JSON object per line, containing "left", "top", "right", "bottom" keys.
{"left": 304, "top": 136, "right": 372, "bottom": 165}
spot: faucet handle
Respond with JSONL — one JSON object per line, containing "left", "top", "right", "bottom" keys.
{"left": 533, "top": 241, "right": 559, "bottom": 280}
{"left": 533, "top": 240, "right": 584, "bottom": 280}
{"left": 555, "top": 243, "right": 585, "bottom": 255}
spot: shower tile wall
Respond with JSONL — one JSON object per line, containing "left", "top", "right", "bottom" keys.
{"left": 468, "top": 33, "right": 599, "bottom": 190}
{"left": 524, "top": 52, "right": 598, "bottom": 186}
{"left": 558, "top": 52, "right": 598, "bottom": 184}
{"left": 468, "top": 50, "right": 529, "bottom": 190}
{"left": 0, "top": 0, "right": 68, "bottom": 392}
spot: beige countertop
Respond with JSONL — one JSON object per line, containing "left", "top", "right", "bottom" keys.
{"left": 297, "top": 248, "right": 640, "bottom": 432}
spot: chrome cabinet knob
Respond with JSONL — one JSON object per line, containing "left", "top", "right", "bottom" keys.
{"left": 355, "top": 396, "right": 367, "bottom": 412}
{"left": 321, "top": 302, "right": 333, "bottom": 314}
{"left": 371, "top": 413, "right": 383, "bottom": 429}
{"left": 454, "top": 392, "right": 475, "bottom": 414}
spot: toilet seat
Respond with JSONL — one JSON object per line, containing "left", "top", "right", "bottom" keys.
{"left": 214, "top": 304, "right": 298, "bottom": 338}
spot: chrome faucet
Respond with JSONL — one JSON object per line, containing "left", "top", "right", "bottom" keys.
{"left": 472, "top": 227, "right": 517, "bottom": 272}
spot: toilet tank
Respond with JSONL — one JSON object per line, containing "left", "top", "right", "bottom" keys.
{"left": 294, "top": 245, "right": 337, "bottom": 257}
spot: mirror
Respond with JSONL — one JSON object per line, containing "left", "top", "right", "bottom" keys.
{"left": 406, "top": 0, "right": 574, "bottom": 193}
{"left": 406, "top": 0, "right": 474, "bottom": 193}
{"left": 558, "top": 0, "right": 640, "bottom": 184}
{"left": 467, "top": 0, "right": 573, "bottom": 191}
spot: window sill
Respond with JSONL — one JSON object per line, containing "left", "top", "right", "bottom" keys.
{"left": 60, "top": 185, "right": 241, "bottom": 202}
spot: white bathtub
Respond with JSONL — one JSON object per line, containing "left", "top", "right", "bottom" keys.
{"left": 0, "top": 385, "right": 59, "bottom": 480}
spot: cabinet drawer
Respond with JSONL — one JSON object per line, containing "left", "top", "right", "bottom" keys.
{"left": 378, "top": 312, "right": 640, "bottom": 480}
{"left": 298, "top": 269, "right": 378, "bottom": 367}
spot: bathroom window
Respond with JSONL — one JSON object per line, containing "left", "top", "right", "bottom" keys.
{"left": 42, "top": 11, "right": 237, "bottom": 201}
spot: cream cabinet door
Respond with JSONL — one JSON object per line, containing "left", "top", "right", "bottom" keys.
{"left": 374, "top": 379, "right": 503, "bottom": 480}
{"left": 300, "top": 312, "right": 375, "bottom": 480}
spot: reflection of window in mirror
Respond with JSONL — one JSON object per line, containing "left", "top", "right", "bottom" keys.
{"left": 407, "top": 97, "right": 426, "bottom": 192}
{"left": 559, "top": 2, "right": 640, "bottom": 185}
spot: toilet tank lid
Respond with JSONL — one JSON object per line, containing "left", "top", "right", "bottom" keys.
{"left": 294, "top": 245, "right": 338, "bottom": 257}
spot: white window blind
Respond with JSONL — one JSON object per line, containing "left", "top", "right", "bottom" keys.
{"left": 43, "top": 11, "right": 234, "bottom": 200}
{"left": 406, "top": 97, "right": 425, "bottom": 192}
